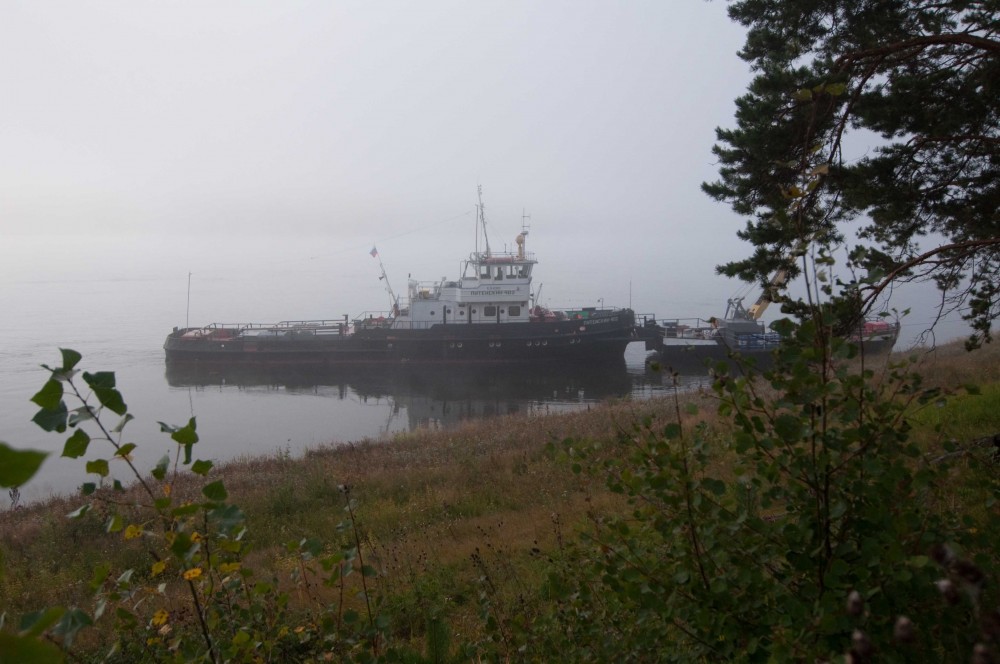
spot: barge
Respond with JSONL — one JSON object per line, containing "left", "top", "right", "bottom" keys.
{"left": 639, "top": 295, "right": 899, "bottom": 371}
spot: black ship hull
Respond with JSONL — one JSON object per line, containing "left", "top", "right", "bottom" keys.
{"left": 648, "top": 326, "right": 899, "bottom": 373}
{"left": 164, "top": 310, "right": 636, "bottom": 365}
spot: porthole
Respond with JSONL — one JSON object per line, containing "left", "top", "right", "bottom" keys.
{"left": 526, "top": 341, "right": 532, "bottom": 347}
{"left": 542, "top": 340, "right": 548, "bottom": 346}
{"left": 457, "top": 342, "right": 463, "bottom": 348}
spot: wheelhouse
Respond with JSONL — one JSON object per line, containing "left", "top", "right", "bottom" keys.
{"left": 393, "top": 231, "right": 535, "bottom": 330}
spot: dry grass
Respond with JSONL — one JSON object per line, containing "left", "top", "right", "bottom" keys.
{"left": 904, "top": 337, "right": 1000, "bottom": 388}
{"left": 220, "top": 393, "right": 708, "bottom": 561}
{"left": 0, "top": 390, "right": 711, "bottom": 649}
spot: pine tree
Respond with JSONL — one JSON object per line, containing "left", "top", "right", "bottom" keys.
{"left": 704, "top": 0, "right": 1000, "bottom": 346}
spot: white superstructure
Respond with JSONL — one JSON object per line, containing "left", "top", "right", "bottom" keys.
{"left": 393, "top": 230, "right": 535, "bottom": 330}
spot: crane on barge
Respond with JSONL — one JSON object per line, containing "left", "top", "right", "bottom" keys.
{"left": 719, "top": 262, "right": 899, "bottom": 352}
{"left": 723, "top": 266, "right": 791, "bottom": 324}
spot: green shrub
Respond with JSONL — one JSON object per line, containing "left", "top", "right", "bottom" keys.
{"left": 495, "top": 318, "right": 1000, "bottom": 662}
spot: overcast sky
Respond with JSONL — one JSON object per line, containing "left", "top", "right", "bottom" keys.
{"left": 2, "top": 1, "right": 748, "bottom": 231}
{"left": 0, "top": 1, "right": 971, "bottom": 342}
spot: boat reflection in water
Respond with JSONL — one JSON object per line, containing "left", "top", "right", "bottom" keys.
{"left": 164, "top": 351, "right": 708, "bottom": 431}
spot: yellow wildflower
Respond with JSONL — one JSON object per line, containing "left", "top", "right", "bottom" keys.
{"left": 182, "top": 567, "right": 202, "bottom": 581}
{"left": 151, "top": 560, "right": 167, "bottom": 576}
{"left": 191, "top": 532, "right": 203, "bottom": 542}
{"left": 124, "top": 524, "right": 143, "bottom": 540}
{"left": 163, "top": 483, "right": 172, "bottom": 497}
{"left": 151, "top": 610, "right": 169, "bottom": 626}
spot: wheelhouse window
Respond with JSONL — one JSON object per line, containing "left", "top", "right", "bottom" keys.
{"left": 484, "top": 306, "right": 497, "bottom": 317}
{"left": 509, "top": 305, "right": 520, "bottom": 317}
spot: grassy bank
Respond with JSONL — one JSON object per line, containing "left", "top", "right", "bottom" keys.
{"left": 0, "top": 396, "right": 690, "bottom": 621}
{"left": 2, "top": 339, "right": 998, "bottom": 658}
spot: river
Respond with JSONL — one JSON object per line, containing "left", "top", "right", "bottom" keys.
{"left": 1, "top": 233, "right": 709, "bottom": 506}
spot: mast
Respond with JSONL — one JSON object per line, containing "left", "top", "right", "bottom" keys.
{"left": 477, "top": 185, "right": 492, "bottom": 258}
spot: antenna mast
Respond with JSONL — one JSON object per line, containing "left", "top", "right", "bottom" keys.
{"left": 477, "top": 185, "right": 491, "bottom": 257}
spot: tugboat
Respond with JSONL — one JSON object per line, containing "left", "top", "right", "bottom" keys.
{"left": 164, "top": 192, "right": 636, "bottom": 365}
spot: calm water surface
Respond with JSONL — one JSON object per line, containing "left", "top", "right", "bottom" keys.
{"left": 0, "top": 235, "right": 712, "bottom": 506}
